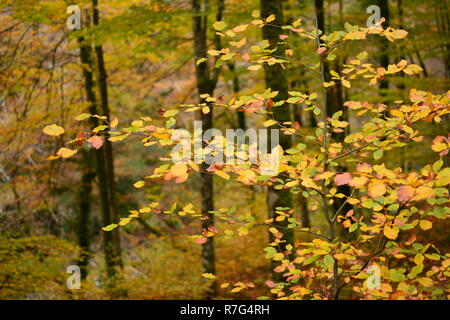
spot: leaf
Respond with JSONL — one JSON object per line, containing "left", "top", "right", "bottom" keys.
{"left": 202, "top": 273, "right": 216, "bottom": 280}
{"left": 349, "top": 176, "right": 368, "bottom": 187}
{"left": 345, "top": 31, "right": 366, "bottom": 40}
{"left": 109, "top": 134, "right": 129, "bottom": 142}
{"left": 413, "top": 186, "right": 434, "bottom": 201}
{"left": 93, "top": 125, "right": 108, "bottom": 133}
{"left": 433, "top": 159, "right": 443, "bottom": 173}
{"left": 285, "top": 180, "right": 299, "bottom": 188}
{"left": 196, "top": 58, "right": 207, "bottom": 66}
{"left": 110, "top": 118, "right": 119, "bottom": 128}
{"left": 373, "top": 149, "right": 384, "bottom": 160}
{"left": 43, "top": 124, "right": 65, "bottom": 136}
{"left": 397, "top": 185, "right": 415, "bottom": 203}
{"left": 75, "top": 113, "right": 91, "bottom": 121}
{"left": 419, "top": 220, "right": 432, "bottom": 230}
{"left": 341, "top": 78, "right": 351, "bottom": 88}
{"left": 215, "top": 170, "right": 230, "bottom": 180}
{"left": 163, "top": 109, "right": 179, "bottom": 118}
{"left": 349, "top": 223, "right": 358, "bottom": 233}
{"left": 266, "top": 14, "right": 276, "bottom": 23}
{"left": 170, "top": 164, "right": 188, "bottom": 177}
{"left": 102, "top": 224, "right": 118, "bottom": 231}
{"left": 384, "top": 225, "right": 399, "bottom": 240}
{"left": 133, "top": 181, "right": 145, "bottom": 188}
{"left": 195, "top": 237, "right": 207, "bottom": 244}
{"left": 334, "top": 172, "right": 352, "bottom": 186}
{"left": 273, "top": 253, "right": 284, "bottom": 261}
{"left": 56, "top": 147, "right": 77, "bottom": 158}
{"left": 213, "top": 21, "right": 227, "bottom": 31}
{"left": 88, "top": 135, "right": 103, "bottom": 150}
{"left": 263, "top": 119, "right": 277, "bottom": 127}
{"left": 417, "top": 277, "right": 433, "bottom": 287}
{"left": 247, "top": 64, "right": 262, "bottom": 71}
{"left": 324, "top": 254, "right": 334, "bottom": 269}
{"left": 368, "top": 182, "right": 387, "bottom": 198}
{"left": 403, "top": 64, "right": 422, "bottom": 75}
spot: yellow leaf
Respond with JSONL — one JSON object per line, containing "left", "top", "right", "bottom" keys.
{"left": 266, "top": 14, "right": 276, "bottom": 23}
{"left": 110, "top": 118, "right": 119, "bottom": 128}
{"left": 285, "top": 180, "right": 299, "bottom": 187}
{"left": 419, "top": 220, "right": 432, "bottom": 230}
{"left": 170, "top": 164, "right": 188, "bottom": 177}
{"left": 341, "top": 78, "right": 351, "bottom": 88}
{"left": 263, "top": 119, "right": 277, "bottom": 127}
{"left": 133, "top": 181, "right": 145, "bottom": 188}
{"left": 247, "top": 65, "right": 262, "bottom": 71}
{"left": 413, "top": 186, "right": 434, "bottom": 201}
{"left": 368, "top": 182, "right": 387, "bottom": 198}
{"left": 384, "top": 225, "right": 399, "bottom": 240}
{"left": 43, "top": 124, "right": 65, "bottom": 136}
{"left": 202, "top": 273, "right": 216, "bottom": 280}
{"left": 215, "top": 170, "right": 230, "bottom": 180}
{"left": 56, "top": 147, "right": 77, "bottom": 158}
{"left": 119, "top": 218, "right": 132, "bottom": 226}
{"left": 417, "top": 277, "right": 433, "bottom": 287}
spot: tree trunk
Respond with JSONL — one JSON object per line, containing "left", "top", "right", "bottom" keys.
{"left": 378, "top": 0, "right": 390, "bottom": 94}
{"left": 260, "top": 0, "right": 294, "bottom": 263}
{"left": 192, "top": 0, "right": 223, "bottom": 299}
{"left": 92, "top": 0, "right": 124, "bottom": 271}
{"left": 228, "top": 62, "right": 246, "bottom": 130}
{"left": 77, "top": 149, "right": 94, "bottom": 280}
{"left": 78, "top": 35, "right": 121, "bottom": 288}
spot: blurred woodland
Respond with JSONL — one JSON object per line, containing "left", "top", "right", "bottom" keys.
{"left": 0, "top": 0, "right": 449, "bottom": 300}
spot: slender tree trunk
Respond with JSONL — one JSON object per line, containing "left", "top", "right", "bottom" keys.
{"left": 315, "top": 0, "right": 352, "bottom": 240}
{"left": 77, "top": 149, "right": 95, "bottom": 280}
{"left": 78, "top": 35, "right": 120, "bottom": 287}
{"left": 260, "top": 0, "right": 294, "bottom": 269}
{"left": 396, "top": 0, "right": 406, "bottom": 92}
{"left": 92, "top": 0, "right": 123, "bottom": 271}
{"left": 192, "top": 0, "right": 223, "bottom": 299}
{"left": 228, "top": 63, "right": 245, "bottom": 130}
{"left": 378, "top": 0, "right": 390, "bottom": 94}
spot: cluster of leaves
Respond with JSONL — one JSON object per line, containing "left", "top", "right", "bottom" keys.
{"left": 43, "top": 13, "right": 450, "bottom": 299}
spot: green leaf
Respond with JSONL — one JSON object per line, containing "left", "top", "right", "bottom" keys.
{"left": 75, "top": 113, "right": 91, "bottom": 121}
{"left": 213, "top": 21, "right": 227, "bottom": 31}
{"left": 102, "top": 224, "right": 118, "bottom": 231}
{"left": 349, "top": 223, "right": 358, "bottom": 233}
{"left": 373, "top": 149, "right": 383, "bottom": 160}
{"left": 166, "top": 117, "right": 176, "bottom": 129}
{"left": 433, "top": 159, "right": 443, "bottom": 173}
{"left": 324, "top": 254, "right": 335, "bottom": 269}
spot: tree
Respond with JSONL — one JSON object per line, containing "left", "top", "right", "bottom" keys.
{"left": 260, "top": 0, "right": 294, "bottom": 260}
{"left": 192, "top": 0, "right": 224, "bottom": 298}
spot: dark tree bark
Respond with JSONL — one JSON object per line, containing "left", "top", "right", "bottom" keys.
{"left": 192, "top": 0, "right": 223, "bottom": 299}
{"left": 77, "top": 149, "right": 95, "bottom": 280}
{"left": 315, "top": 0, "right": 352, "bottom": 239}
{"left": 396, "top": 0, "right": 406, "bottom": 91}
{"left": 377, "top": 0, "right": 390, "bottom": 93}
{"left": 92, "top": 0, "right": 124, "bottom": 270}
{"left": 260, "top": 0, "right": 294, "bottom": 261}
{"left": 228, "top": 62, "right": 246, "bottom": 130}
{"left": 78, "top": 35, "right": 120, "bottom": 286}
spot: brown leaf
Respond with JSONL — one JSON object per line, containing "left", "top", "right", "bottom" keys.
{"left": 397, "top": 185, "right": 415, "bottom": 203}
{"left": 334, "top": 172, "right": 352, "bottom": 186}
{"left": 88, "top": 135, "right": 104, "bottom": 150}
